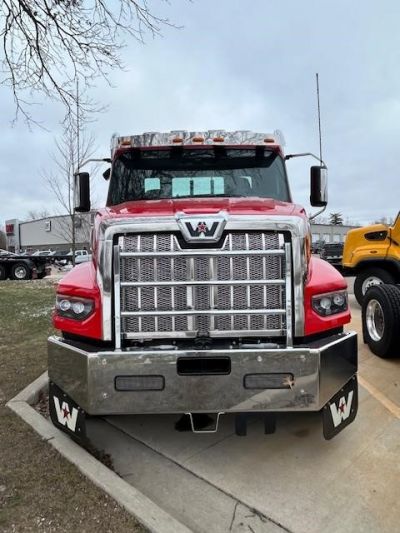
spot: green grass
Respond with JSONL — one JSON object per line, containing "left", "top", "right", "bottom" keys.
{"left": 0, "top": 280, "right": 145, "bottom": 532}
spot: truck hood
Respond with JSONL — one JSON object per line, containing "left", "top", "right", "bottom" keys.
{"left": 99, "top": 197, "right": 306, "bottom": 220}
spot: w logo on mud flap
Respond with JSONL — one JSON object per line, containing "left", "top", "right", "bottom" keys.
{"left": 330, "top": 391, "right": 354, "bottom": 428}
{"left": 53, "top": 396, "right": 78, "bottom": 432}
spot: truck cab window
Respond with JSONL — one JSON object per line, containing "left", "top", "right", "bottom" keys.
{"left": 107, "top": 148, "right": 291, "bottom": 206}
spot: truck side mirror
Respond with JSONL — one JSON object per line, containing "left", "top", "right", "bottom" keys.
{"left": 74, "top": 172, "right": 91, "bottom": 213}
{"left": 310, "top": 166, "right": 328, "bottom": 207}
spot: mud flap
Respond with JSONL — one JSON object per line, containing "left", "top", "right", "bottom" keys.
{"left": 323, "top": 375, "right": 358, "bottom": 440}
{"left": 49, "top": 382, "right": 87, "bottom": 443}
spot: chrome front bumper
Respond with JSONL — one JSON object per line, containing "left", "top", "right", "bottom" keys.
{"left": 48, "top": 332, "right": 357, "bottom": 415}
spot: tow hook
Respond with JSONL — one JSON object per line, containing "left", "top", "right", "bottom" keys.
{"left": 185, "top": 412, "right": 225, "bottom": 433}
{"left": 194, "top": 336, "right": 212, "bottom": 349}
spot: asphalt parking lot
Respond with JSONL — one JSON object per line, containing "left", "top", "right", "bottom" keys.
{"left": 87, "top": 281, "right": 400, "bottom": 533}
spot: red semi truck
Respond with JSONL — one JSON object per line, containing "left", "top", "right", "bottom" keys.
{"left": 48, "top": 130, "right": 357, "bottom": 441}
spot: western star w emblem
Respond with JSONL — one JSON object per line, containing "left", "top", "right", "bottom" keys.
{"left": 329, "top": 391, "right": 354, "bottom": 428}
{"left": 189, "top": 221, "right": 218, "bottom": 237}
{"left": 53, "top": 396, "right": 78, "bottom": 432}
{"left": 176, "top": 211, "right": 228, "bottom": 243}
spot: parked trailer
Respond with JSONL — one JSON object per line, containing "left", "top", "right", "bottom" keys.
{"left": 0, "top": 253, "right": 51, "bottom": 280}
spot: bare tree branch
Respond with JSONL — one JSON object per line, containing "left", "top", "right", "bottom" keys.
{"left": 25, "top": 209, "right": 51, "bottom": 220}
{"left": 0, "top": 1, "right": 176, "bottom": 122}
{"left": 43, "top": 111, "right": 97, "bottom": 259}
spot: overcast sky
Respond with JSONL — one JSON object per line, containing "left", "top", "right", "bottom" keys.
{"left": 1, "top": 0, "right": 400, "bottom": 226}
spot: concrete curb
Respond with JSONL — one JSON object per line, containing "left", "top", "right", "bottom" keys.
{"left": 10, "top": 370, "right": 49, "bottom": 403}
{"left": 7, "top": 372, "right": 191, "bottom": 533}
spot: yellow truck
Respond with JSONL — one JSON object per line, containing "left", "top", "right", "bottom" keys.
{"left": 342, "top": 213, "right": 400, "bottom": 304}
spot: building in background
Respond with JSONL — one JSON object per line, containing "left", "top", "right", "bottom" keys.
{"left": 4, "top": 213, "right": 94, "bottom": 252}
{"left": 310, "top": 222, "right": 360, "bottom": 246}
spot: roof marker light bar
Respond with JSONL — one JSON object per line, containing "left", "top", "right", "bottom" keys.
{"left": 110, "top": 130, "right": 286, "bottom": 156}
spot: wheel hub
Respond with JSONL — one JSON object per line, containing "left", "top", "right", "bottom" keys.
{"left": 362, "top": 276, "right": 383, "bottom": 295}
{"left": 366, "top": 299, "right": 385, "bottom": 342}
{"left": 15, "top": 266, "right": 27, "bottom": 279}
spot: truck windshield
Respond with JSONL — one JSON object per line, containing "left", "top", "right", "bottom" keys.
{"left": 107, "top": 148, "right": 290, "bottom": 205}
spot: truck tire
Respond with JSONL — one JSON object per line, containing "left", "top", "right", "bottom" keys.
{"left": 354, "top": 268, "right": 395, "bottom": 305}
{"left": 362, "top": 285, "right": 400, "bottom": 358}
{"left": 0, "top": 264, "right": 6, "bottom": 280}
{"left": 11, "top": 262, "right": 31, "bottom": 280}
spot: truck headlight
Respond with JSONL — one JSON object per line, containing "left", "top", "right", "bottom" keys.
{"left": 312, "top": 290, "right": 348, "bottom": 316}
{"left": 56, "top": 296, "right": 94, "bottom": 320}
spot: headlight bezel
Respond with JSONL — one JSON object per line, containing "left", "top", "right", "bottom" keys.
{"left": 312, "top": 289, "right": 348, "bottom": 317}
{"left": 56, "top": 295, "right": 94, "bottom": 321}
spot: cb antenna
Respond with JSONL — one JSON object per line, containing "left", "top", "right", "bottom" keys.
{"left": 308, "top": 73, "right": 327, "bottom": 221}
{"left": 316, "top": 73, "right": 324, "bottom": 166}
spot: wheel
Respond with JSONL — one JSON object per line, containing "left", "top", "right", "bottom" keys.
{"left": 0, "top": 264, "right": 6, "bottom": 280}
{"left": 354, "top": 268, "right": 395, "bottom": 305}
{"left": 362, "top": 285, "right": 400, "bottom": 358}
{"left": 10, "top": 262, "right": 31, "bottom": 280}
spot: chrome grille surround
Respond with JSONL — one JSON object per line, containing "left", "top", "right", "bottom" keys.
{"left": 96, "top": 214, "right": 309, "bottom": 342}
{"left": 115, "top": 230, "right": 292, "bottom": 344}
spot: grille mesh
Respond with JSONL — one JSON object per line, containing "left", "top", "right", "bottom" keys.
{"left": 119, "top": 232, "right": 287, "bottom": 338}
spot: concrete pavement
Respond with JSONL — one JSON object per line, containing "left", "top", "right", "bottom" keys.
{"left": 87, "top": 293, "right": 400, "bottom": 533}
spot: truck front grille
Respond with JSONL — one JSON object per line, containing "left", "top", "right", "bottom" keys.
{"left": 116, "top": 231, "right": 290, "bottom": 340}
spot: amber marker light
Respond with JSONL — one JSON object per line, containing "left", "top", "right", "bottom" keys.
{"left": 213, "top": 136, "right": 225, "bottom": 142}
{"left": 192, "top": 136, "right": 205, "bottom": 143}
